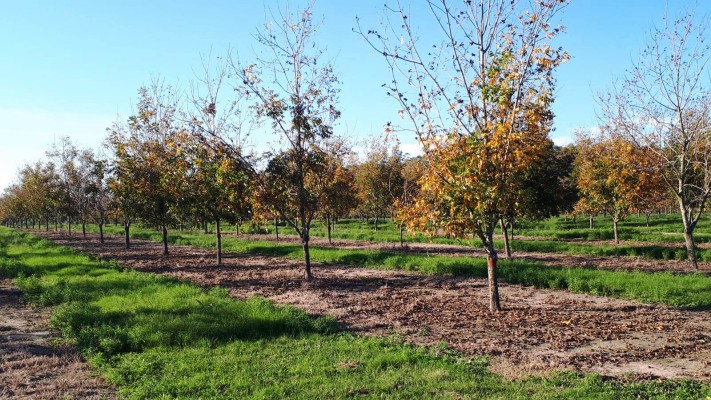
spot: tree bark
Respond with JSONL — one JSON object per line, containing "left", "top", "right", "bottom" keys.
{"left": 645, "top": 212, "right": 650, "bottom": 227}
{"left": 68, "top": 220, "right": 72, "bottom": 236}
{"left": 82, "top": 220, "right": 86, "bottom": 238}
{"left": 274, "top": 217, "right": 279, "bottom": 240}
{"left": 124, "top": 221, "right": 131, "bottom": 249}
{"left": 326, "top": 215, "right": 332, "bottom": 244}
{"left": 216, "top": 218, "right": 222, "bottom": 266}
{"left": 161, "top": 223, "right": 169, "bottom": 255}
{"left": 99, "top": 222, "right": 105, "bottom": 244}
{"left": 487, "top": 254, "right": 502, "bottom": 313}
{"left": 589, "top": 214, "right": 594, "bottom": 229}
{"left": 500, "top": 218, "right": 511, "bottom": 258}
{"left": 613, "top": 218, "right": 620, "bottom": 244}
{"left": 302, "top": 236, "right": 312, "bottom": 280}
{"left": 509, "top": 219, "right": 515, "bottom": 241}
{"left": 399, "top": 222, "right": 405, "bottom": 248}
{"left": 683, "top": 228, "right": 699, "bottom": 270}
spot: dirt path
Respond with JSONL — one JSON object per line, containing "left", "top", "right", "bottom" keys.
{"left": 241, "top": 233, "right": 711, "bottom": 274}
{"left": 35, "top": 231, "right": 711, "bottom": 383}
{"left": 0, "top": 279, "right": 115, "bottom": 400}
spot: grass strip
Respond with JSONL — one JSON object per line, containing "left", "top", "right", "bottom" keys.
{"left": 91, "top": 225, "right": 711, "bottom": 309}
{"left": 1, "top": 227, "right": 709, "bottom": 399}
{"left": 238, "top": 217, "right": 711, "bottom": 261}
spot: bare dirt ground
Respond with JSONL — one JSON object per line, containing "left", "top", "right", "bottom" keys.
{"left": 0, "top": 279, "right": 115, "bottom": 400}
{"left": 32, "top": 231, "right": 711, "bottom": 383}
{"left": 243, "top": 233, "right": 711, "bottom": 274}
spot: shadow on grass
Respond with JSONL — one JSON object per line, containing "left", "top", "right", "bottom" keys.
{"left": 51, "top": 292, "right": 335, "bottom": 357}
{"left": 0, "top": 228, "right": 337, "bottom": 361}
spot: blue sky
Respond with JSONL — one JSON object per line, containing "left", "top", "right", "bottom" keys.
{"left": 1, "top": 0, "right": 708, "bottom": 191}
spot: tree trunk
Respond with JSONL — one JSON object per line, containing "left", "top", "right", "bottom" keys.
{"left": 613, "top": 218, "right": 619, "bottom": 244}
{"left": 500, "top": 218, "right": 511, "bottom": 258}
{"left": 589, "top": 214, "right": 594, "bottom": 229}
{"left": 509, "top": 219, "right": 515, "bottom": 241}
{"left": 161, "top": 223, "right": 169, "bottom": 255}
{"left": 399, "top": 222, "right": 405, "bottom": 248}
{"left": 82, "top": 220, "right": 86, "bottom": 238}
{"left": 573, "top": 214, "right": 576, "bottom": 225}
{"left": 68, "top": 220, "right": 72, "bottom": 236}
{"left": 99, "top": 222, "right": 105, "bottom": 244}
{"left": 374, "top": 216, "right": 379, "bottom": 231}
{"left": 645, "top": 213, "right": 650, "bottom": 227}
{"left": 274, "top": 217, "right": 279, "bottom": 240}
{"left": 124, "top": 221, "right": 131, "bottom": 249}
{"left": 216, "top": 218, "right": 222, "bottom": 266}
{"left": 486, "top": 247, "right": 502, "bottom": 313}
{"left": 326, "top": 215, "right": 332, "bottom": 244}
{"left": 203, "top": 218, "right": 208, "bottom": 234}
{"left": 683, "top": 228, "right": 699, "bottom": 270}
{"left": 302, "top": 236, "right": 313, "bottom": 280}
{"left": 45, "top": 218, "right": 49, "bottom": 232}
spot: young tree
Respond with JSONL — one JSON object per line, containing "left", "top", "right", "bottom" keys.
{"left": 107, "top": 121, "right": 139, "bottom": 249}
{"left": 601, "top": 9, "right": 711, "bottom": 268}
{"left": 354, "top": 138, "right": 405, "bottom": 231}
{"left": 186, "top": 55, "right": 254, "bottom": 265}
{"left": 184, "top": 134, "right": 251, "bottom": 265}
{"left": 46, "top": 137, "right": 82, "bottom": 235}
{"left": 107, "top": 83, "right": 183, "bottom": 255}
{"left": 314, "top": 139, "right": 357, "bottom": 244}
{"left": 574, "top": 133, "right": 638, "bottom": 244}
{"left": 393, "top": 156, "right": 426, "bottom": 248}
{"left": 85, "top": 155, "right": 112, "bottom": 244}
{"left": 234, "top": 2, "right": 341, "bottom": 280}
{"left": 359, "top": 0, "right": 568, "bottom": 311}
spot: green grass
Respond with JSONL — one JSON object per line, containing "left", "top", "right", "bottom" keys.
{"left": 89, "top": 224, "right": 711, "bottom": 308}
{"left": 258, "top": 214, "right": 711, "bottom": 243}
{"left": 515, "top": 214, "right": 711, "bottom": 243}
{"left": 507, "top": 239, "right": 711, "bottom": 262}
{"left": 232, "top": 215, "right": 711, "bottom": 261}
{"left": 1, "top": 227, "right": 709, "bottom": 399}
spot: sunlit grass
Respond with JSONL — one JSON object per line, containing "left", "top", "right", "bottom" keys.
{"left": 1, "top": 226, "right": 708, "bottom": 399}
{"left": 90, "top": 225, "right": 711, "bottom": 308}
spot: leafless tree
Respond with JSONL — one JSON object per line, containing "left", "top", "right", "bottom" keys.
{"left": 232, "top": 1, "right": 341, "bottom": 280}
{"left": 600, "top": 9, "right": 711, "bottom": 269}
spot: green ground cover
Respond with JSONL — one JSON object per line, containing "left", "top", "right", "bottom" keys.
{"left": 1, "top": 227, "right": 709, "bottom": 399}
{"left": 229, "top": 215, "right": 711, "bottom": 261}
{"left": 92, "top": 225, "right": 711, "bottom": 308}
{"left": 243, "top": 214, "right": 711, "bottom": 243}
{"left": 515, "top": 214, "right": 711, "bottom": 243}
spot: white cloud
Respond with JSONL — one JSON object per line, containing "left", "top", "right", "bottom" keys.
{"left": 551, "top": 135, "right": 573, "bottom": 146}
